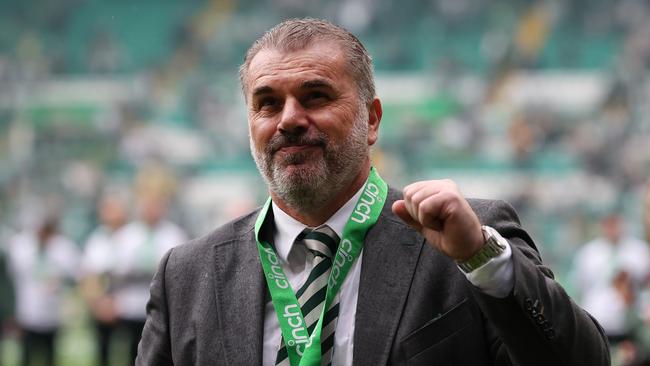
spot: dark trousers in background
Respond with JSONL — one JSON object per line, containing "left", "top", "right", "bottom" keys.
{"left": 118, "top": 319, "right": 145, "bottom": 365}
{"left": 0, "top": 329, "right": 4, "bottom": 366}
{"left": 20, "top": 328, "right": 57, "bottom": 366}
{"left": 94, "top": 320, "right": 115, "bottom": 366}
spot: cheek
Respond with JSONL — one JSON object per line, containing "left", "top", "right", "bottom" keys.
{"left": 249, "top": 118, "right": 276, "bottom": 145}
{"left": 314, "top": 109, "right": 357, "bottom": 139}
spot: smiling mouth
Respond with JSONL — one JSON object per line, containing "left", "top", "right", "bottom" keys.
{"left": 272, "top": 143, "right": 324, "bottom": 166}
{"left": 277, "top": 144, "right": 321, "bottom": 154}
{"left": 267, "top": 133, "right": 327, "bottom": 160}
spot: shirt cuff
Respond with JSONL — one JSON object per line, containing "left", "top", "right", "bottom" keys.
{"left": 460, "top": 231, "right": 514, "bottom": 298}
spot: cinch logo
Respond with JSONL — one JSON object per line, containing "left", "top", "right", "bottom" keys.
{"left": 282, "top": 304, "right": 312, "bottom": 355}
{"left": 328, "top": 238, "right": 354, "bottom": 289}
{"left": 264, "top": 247, "right": 289, "bottom": 289}
{"left": 350, "top": 182, "right": 382, "bottom": 224}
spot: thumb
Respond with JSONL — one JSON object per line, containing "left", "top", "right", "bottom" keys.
{"left": 392, "top": 200, "right": 423, "bottom": 231}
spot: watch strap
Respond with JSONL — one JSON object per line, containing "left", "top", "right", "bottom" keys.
{"left": 457, "top": 225, "right": 507, "bottom": 273}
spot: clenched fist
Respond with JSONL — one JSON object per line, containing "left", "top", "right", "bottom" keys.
{"left": 392, "top": 179, "right": 485, "bottom": 261}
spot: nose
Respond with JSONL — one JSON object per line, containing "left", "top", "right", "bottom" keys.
{"left": 277, "top": 97, "right": 309, "bottom": 135}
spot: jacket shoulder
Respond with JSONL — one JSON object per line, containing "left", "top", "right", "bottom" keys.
{"left": 466, "top": 198, "right": 522, "bottom": 226}
{"left": 166, "top": 208, "right": 260, "bottom": 263}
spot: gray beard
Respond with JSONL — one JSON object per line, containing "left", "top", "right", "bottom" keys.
{"left": 250, "top": 109, "right": 369, "bottom": 213}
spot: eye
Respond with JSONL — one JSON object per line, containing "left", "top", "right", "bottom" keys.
{"left": 309, "top": 91, "right": 326, "bottom": 99}
{"left": 256, "top": 96, "right": 280, "bottom": 111}
{"left": 303, "top": 91, "right": 330, "bottom": 107}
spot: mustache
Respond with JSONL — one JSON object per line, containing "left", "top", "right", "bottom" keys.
{"left": 267, "top": 131, "right": 328, "bottom": 154}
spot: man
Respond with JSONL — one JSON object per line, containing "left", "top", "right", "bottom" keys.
{"left": 571, "top": 212, "right": 649, "bottom": 343}
{"left": 113, "top": 192, "right": 187, "bottom": 364}
{"left": 0, "top": 222, "right": 15, "bottom": 366}
{"left": 80, "top": 194, "right": 129, "bottom": 366}
{"left": 7, "top": 217, "right": 79, "bottom": 366}
{"left": 643, "top": 179, "right": 650, "bottom": 243}
{"left": 137, "top": 18, "right": 609, "bottom": 365}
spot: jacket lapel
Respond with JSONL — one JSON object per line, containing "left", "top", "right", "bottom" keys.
{"left": 353, "top": 189, "right": 424, "bottom": 365}
{"left": 209, "top": 189, "right": 423, "bottom": 364}
{"left": 212, "top": 215, "right": 266, "bottom": 365}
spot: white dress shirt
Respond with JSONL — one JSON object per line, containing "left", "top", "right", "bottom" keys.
{"left": 262, "top": 187, "right": 513, "bottom": 366}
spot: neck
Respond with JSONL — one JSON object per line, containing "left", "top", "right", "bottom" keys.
{"left": 144, "top": 220, "right": 160, "bottom": 229}
{"left": 271, "top": 162, "right": 371, "bottom": 227}
{"left": 607, "top": 236, "right": 621, "bottom": 245}
{"left": 107, "top": 222, "right": 124, "bottom": 232}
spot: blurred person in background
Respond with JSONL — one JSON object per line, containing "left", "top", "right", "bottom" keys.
{"left": 571, "top": 211, "right": 650, "bottom": 345}
{"left": 0, "top": 228, "right": 16, "bottom": 366}
{"left": 112, "top": 192, "right": 186, "bottom": 365}
{"left": 138, "top": 18, "right": 609, "bottom": 366}
{"left": 6, "top": 216, "right": 80, "bottom": 366}
{"left": 80, "top": 194, "right": 129, "bottom": 366}
{"left": 634, "top": 181, "right": 650, "bottom": 365}
{"left": 643, "top": 180, "right": 650, "bottom": 243}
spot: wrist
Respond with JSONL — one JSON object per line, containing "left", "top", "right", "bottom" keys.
{"left": 454, "top": 224, "right": 488, "bottom": 262}
{"left": 456, "top": 226, "right": 507, "bottom": 273}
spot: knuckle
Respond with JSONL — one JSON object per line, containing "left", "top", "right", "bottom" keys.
{"left": 403, "top": 186, "right": 414, "bottom": 199}
{"left": 443, "top": 178, "right": 457, "bottom": 189}
{"left": 417, "top": 205, "right": 427, "bottom": 222}
{"left": 438, "top": 190, "right": 455, "bottom": 202}
{"left": 411, "top": 189, "right": 425, "bottom": 204}
{"left": 447, "top": 187, "right": 462, "bottom": 199}
{"left": 419, "top": 198, "right": 436, "bottom": 218}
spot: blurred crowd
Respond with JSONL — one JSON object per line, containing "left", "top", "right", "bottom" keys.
{"left": 570, "top": 184, "right": 650, "bottom": 366}
{"left": 0, "top": 180, "right": 188, "bottom": 366}
{"left": 1, "top": 0, "right": 650, "bottom": 365}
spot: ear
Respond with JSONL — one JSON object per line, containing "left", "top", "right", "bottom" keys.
{"left": 367, "top": 97, "right": 382, "bottom": 146}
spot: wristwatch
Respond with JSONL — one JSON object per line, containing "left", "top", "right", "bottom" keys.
{"left": 457, "top": 225, "right": 507, "bottom": 273}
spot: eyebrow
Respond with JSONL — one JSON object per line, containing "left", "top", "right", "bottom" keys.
{"left": 251, "top": 85, "right": 273, "bottom": 98}
{"left": 250, "top": 79, "right": 335, "bottom": 100}
{"left": 300, "top": 79, "right": 333, "bottom": 90}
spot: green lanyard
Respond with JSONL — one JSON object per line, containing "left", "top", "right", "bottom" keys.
{"left": 254, "top": 167, "right": 387, "bottom": 366}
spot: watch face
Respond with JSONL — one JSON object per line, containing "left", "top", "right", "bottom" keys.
{"left": 458, "top": 226, "right": 505, "bottom": 273}
{"left": 483, "top": 227, "right": 507, "bottom": 249}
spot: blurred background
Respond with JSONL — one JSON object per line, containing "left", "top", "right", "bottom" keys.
{"left": 1, "top": 0, "right": 650, "bottom": 365}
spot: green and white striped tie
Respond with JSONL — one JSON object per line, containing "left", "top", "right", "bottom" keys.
{"left": 275, "top": 225, "right": 340, "bottom": 366}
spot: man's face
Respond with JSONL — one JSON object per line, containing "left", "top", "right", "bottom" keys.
{"left": 245, "top": 41, "right": 378, "bottom": 210}
{"left": 602, "top": 215, "right": 623, "bottom": 243}
{"left": 138, "top": 195, "right": 167, "bottom": 227}
{"left": 99, "top": 197, "right": 127, "bottom": 230}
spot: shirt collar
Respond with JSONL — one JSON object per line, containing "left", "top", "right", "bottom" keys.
{"left": 271, "top": 185, "right": 365, "bottom": 262}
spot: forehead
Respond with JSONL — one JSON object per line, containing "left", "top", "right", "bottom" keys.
{"left": 246, "top": 42, "right": 354, "bottom": 95}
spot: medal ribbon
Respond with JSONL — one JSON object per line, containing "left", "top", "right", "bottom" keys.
{"left": 254, "top": 167, "right": 387, "bottom": 366}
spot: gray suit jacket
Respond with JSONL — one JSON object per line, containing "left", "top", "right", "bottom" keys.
{"left": 137, "top": 189, "right": 609, "bottom": 365}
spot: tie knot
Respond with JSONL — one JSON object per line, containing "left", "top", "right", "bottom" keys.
{"left": 297, "top": 225, "right": 340, "bottom": 258}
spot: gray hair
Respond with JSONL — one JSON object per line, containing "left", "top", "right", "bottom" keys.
{"left": 239, "top": 18, "right": 376, "bottom": 105}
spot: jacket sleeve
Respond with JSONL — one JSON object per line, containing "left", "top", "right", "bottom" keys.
{"left": 471, "top": 200, "right": 610, "bottom": 366}
{"left": 136, "top": 249, "right": 175, "bottom": 366}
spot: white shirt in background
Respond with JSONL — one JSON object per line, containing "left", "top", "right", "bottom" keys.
{"left": 8, "top": 232, "right": 80, "bottom": 331}
{"left": 111, "top": 220, "right": 186, "bottom": 321}
{"left": 81, "top": 226, "right": 118, "bottom": 276}
{"left": 572, "top": 236, "right": 650, "bottom": 335}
